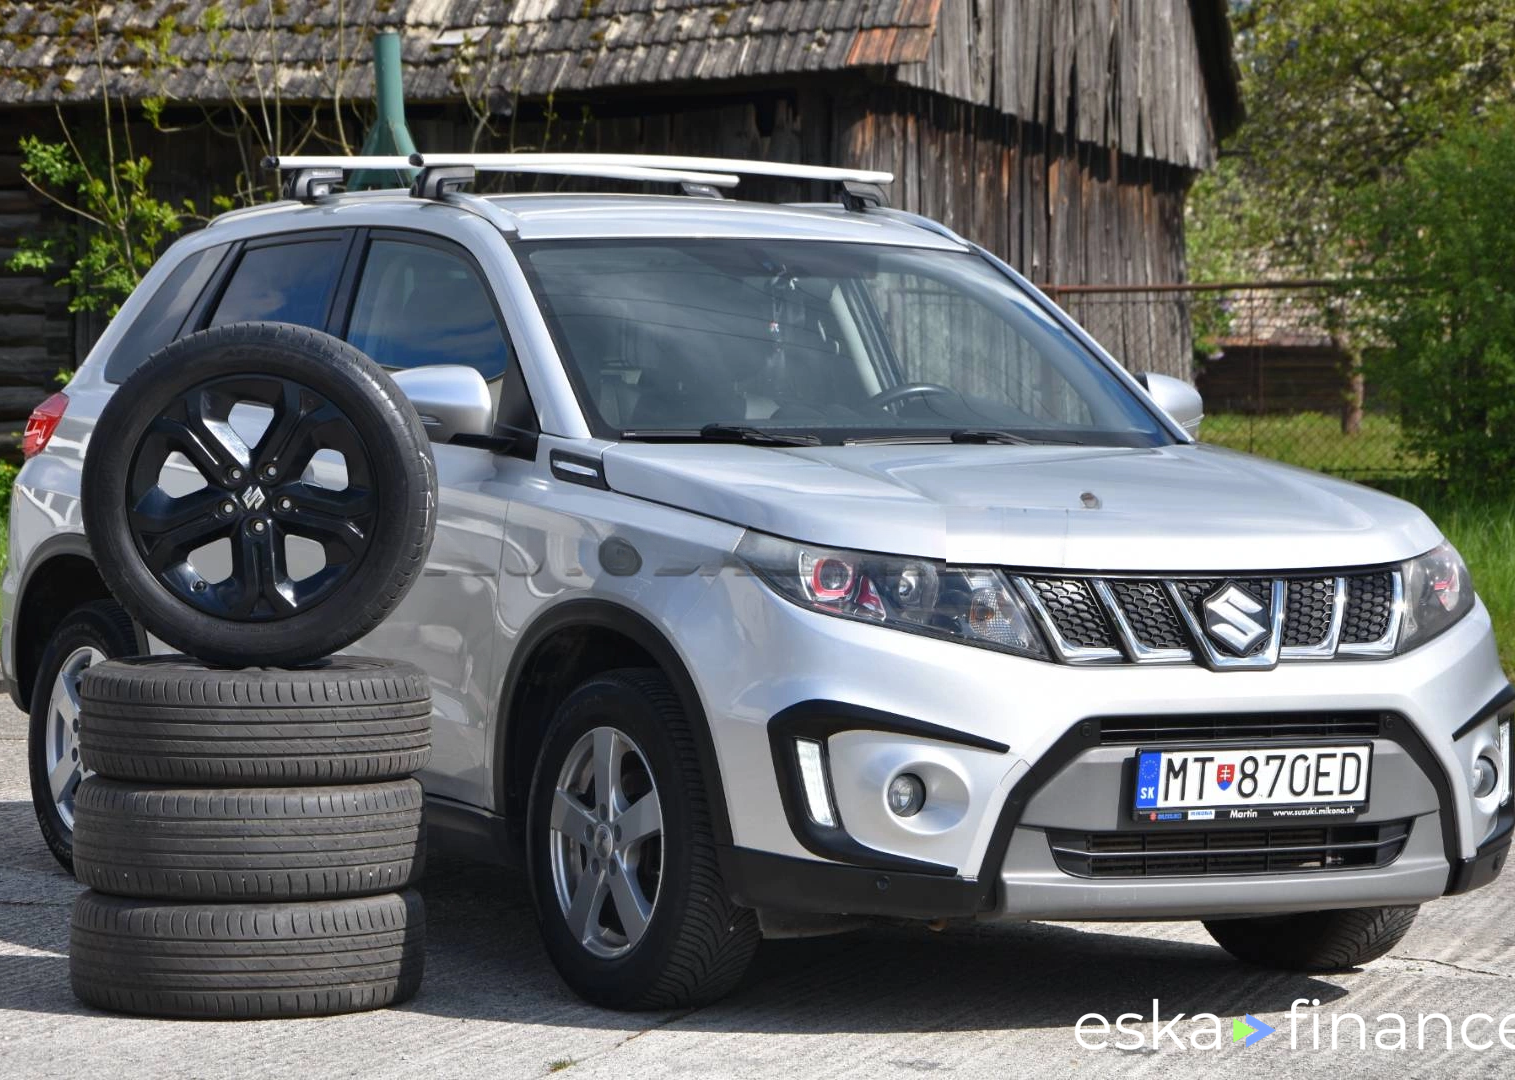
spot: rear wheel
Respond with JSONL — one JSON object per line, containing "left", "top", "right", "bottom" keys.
{"left": 527, "top": 669, "right": 759, "bottom": 1009}
{"left": 1204, "top": 905, "right": 1420, "bottom": 972}
{"left": 26, "top": 600, "right": 138, "bottom": 872}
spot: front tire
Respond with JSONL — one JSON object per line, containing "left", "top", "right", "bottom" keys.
{"left": 526, "top": 669, "right": 759, "bottom": 1010}
{"left": 1204, "top": 905, "right": 1420, "bottom": 972}
{"left": 27, "top": 600, "right": 139, "bottom": 872}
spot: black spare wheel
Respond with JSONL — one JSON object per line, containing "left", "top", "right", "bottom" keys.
{"left": 82, "top": 322, "right": 437, "bottom": 668}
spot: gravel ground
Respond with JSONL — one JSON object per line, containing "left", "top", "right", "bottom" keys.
{"left": 2, "top": 698, "right": 1513, "bottom": 1079}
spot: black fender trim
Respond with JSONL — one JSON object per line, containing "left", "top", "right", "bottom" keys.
{"left": 8, "top": 532, "right": 146, "bottom": 711}
{"left": 493, "top": 597, "right": 732, "bottom": 846}
{"left": 1451, "top": 683, "right": 1515, "bottom": 741}
{"left": 425, "top": 794, "right": 518, "bottom": 867}
{"left": 1445, "top": 802, "right": 1514, "bottom": 894}
{"left": 718, "top": 845, "right": 984, "bottom": 920}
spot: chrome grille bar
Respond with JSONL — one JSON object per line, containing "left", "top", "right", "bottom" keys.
{"left": 1009, "top": 569, "right": 1403, "bottom": 669}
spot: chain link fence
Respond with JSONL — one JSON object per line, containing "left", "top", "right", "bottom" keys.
{"left": 1043, "top": 281, "right": 1427, "bottom": 482}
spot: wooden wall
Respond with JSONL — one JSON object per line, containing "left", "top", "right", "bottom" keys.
{"left": 0, "top": 129, "right": 75, "bottom": 457}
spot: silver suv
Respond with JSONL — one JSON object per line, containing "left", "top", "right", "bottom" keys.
{"left": 7, "top": 155, "right": 1512, "bottom": 1007}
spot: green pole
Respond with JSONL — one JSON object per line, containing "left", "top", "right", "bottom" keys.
{"left": 349, "top": 31, "right": 419, "bottom": 191}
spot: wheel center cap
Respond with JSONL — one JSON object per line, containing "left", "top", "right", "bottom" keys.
{"left": 593, "top": 823, "right": 614, "bottom": 859}
{"left": 239, "top": 485, "right": 267, "bottom": 511}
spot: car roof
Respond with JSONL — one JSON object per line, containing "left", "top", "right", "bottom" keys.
{"left": 486, "top": 193, "right": 968, "bottom": 249}
{"left": 206, "top": 191, "right": 970, "bottom": 251}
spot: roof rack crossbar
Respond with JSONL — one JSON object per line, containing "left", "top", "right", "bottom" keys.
{"left": 262, "top": 154, "right": 739, "bottom": 189}
{"left": 408, "top": 152, "right": 893, "bottom": 187}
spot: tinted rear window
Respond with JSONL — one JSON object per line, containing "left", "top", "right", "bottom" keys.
{"left": 106, "top": 243, "right": 229, "bottom": 382}
{"left": 209, "top": 237, "right": 346, "bottom": 330}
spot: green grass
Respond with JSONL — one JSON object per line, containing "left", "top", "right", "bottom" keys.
{"left": 1202, "top": 411, "right": 1428, "bottom": 479}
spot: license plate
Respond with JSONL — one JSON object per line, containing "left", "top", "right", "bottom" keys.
{"left": 1131, "top": 744, "right": 1371, "bottom": 823}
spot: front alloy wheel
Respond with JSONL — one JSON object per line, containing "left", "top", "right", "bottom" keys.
{"left": 528, "top": 669, "right": 759, "bottom": 1010}
{"left": 549, "top": 726, "right": 664, "bottom": 958}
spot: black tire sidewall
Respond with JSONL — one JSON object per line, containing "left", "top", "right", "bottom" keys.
{"left": 526, "top": 673, "right": 702, "bottom": 1006}
{"left": 82, "top": 322, "right": 436, "bottom": 667}
{"left": 27, "top": 602, "right": 138, "bottom": 870}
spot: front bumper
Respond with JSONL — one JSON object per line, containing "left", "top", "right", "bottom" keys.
{"left": 685, "top": 569, "right": 1513, "bottom": 921}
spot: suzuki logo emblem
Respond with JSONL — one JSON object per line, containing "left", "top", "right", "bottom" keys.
{"left": 239, "top": 485, "right": 266, "bottom": 511}
{"left": 1202, "top": 583, "right": 1270, "bottom": 655}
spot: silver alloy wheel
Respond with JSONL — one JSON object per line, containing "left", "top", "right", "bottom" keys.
{"left": 548, "top": 725, "right": 664, "bottom": 959}
{"left": 46, "top": 645, "right": 101, "bottom": 830}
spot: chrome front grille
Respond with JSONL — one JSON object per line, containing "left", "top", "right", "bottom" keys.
{"left": 1011, "top": 568, "right": 1402, "bottom": 669}
{"left": 1047, "top": 820, "right": 1412, "bottom": 878}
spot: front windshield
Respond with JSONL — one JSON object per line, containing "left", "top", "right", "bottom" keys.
{"left": 515, "top": 238, "right": 1172, "bottom": 447}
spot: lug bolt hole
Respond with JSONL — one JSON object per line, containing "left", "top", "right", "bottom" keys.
{"left": 193, "top": 580, "right": 207, "bottom": 592}
{"left": 220, "top": 500, "right": 236, "bottom": 516}
{"left": 228, "top": 467, "right": 243, "bottom": 483}
{"left": 277, "top": 496, "right": 292, "bottom": 512}
{"left": 250, "top": 520, "right": 267, "bottom": 535}
{"left": 262, "top": 465, "right": 277, "bottom": 480}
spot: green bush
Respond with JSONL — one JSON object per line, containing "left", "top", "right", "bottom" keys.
{"left": 1355, "top": 111, "right": 1515, "bottom": 491}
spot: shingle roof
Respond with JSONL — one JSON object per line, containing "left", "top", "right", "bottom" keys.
{"left": 0, "top": 1, "right": 1237, "bottom": 168}
{"left": 0, "top": 1, "right": 939, "bottom": 106}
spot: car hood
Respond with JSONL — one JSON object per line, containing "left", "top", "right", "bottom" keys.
{"left": 599, "top": 441, "right": 1442, "bottom": 572}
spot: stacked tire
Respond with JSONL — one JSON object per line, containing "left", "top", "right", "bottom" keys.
{"left": 68, "top": 323, "right": 440, "bottom": 1019}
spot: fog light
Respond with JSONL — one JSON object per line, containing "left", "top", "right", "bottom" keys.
{"left": 795, "top": 738, "right": 836, "bottom": 827}
{"left": 887, "top": 773, "right": 926, "bottom": 817}
{"left": 1473, "top": 755, "right": 1498, "bottom": 799}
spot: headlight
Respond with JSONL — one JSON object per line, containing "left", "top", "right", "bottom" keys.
{"left": 736, "top": 531, "right": 1048, "bottom": 659}
{"left": 1398, "top": 541, "right": 1475, "bottom": 652}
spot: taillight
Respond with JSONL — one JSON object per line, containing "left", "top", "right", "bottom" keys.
{"left": 23, "top": 391, "right": 68, "bottom": 458}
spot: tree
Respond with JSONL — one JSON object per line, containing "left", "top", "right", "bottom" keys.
{"left": 1190, "top": 0, "right": 1515, "bottom": 278}
{"left": 1354, "top": 111, "right": 1515, "bottom": 490}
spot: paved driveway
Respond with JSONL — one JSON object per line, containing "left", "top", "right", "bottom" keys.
{"left": 2, "top": 699, "right": 1512, "bottom": 1079}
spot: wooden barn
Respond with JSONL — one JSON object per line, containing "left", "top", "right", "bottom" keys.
{"left": 0, "top": 0, "right": 1239, "bottom": 453}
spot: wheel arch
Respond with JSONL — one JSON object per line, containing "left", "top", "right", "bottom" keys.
{"left": 11, "top": 535, "right": 142, "bottom": 712}
{"left": 495, "top": 598, "right": 731, "bottom": 848}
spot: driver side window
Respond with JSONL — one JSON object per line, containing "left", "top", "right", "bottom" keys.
{"left": 346, "top": 237, "right": 513, "bottom": 383}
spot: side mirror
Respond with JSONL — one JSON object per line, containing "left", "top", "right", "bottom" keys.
{"left": 1137, "top": 372, "right": 1204, "bottom": 438}
{"left": 392, "top": 365, "right": 494, "bottom": 445}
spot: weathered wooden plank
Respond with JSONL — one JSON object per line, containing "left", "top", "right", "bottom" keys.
{"left": 0, "top": 383, "right": 51, "bottom": 420}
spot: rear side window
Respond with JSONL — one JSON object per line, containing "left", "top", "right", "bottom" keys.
{"left": 209, "top": 237, "right": 346, "bottom": 330}
{"left": 105, "top": 243, "right": 230, "bottom": 382}
{"left": 345, "top": 238, "right": 512, "bottom": 381}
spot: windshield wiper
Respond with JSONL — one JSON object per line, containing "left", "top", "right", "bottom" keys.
{"left": 947, "top": 428, "right": 1034, "bottom": 445}
{"left": 844, "top": 429, "right": 1082, "bottom": 446}
{"left": 621, "top": 424, "right": 822, "bottom": 447}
